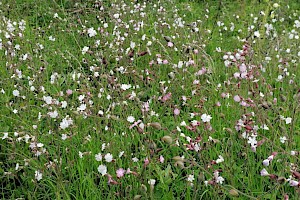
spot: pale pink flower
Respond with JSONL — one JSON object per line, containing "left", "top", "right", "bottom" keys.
{"left": 116, "top": 168, "right": 126, "bottom": 178}
{"left": 174, "top": 108, "right": 180, "bottom": 116}
{"left": 260, "top": 168, "right": 269, "bottom": 176}
{"left": 159, "top": 155, "right": 164, "bottom": 163}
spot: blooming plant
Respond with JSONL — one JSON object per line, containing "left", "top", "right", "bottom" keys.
{"left": 0, "top": 0, "right": 299, "bottom": 199}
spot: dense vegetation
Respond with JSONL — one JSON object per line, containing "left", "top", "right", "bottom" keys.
{"left": 0, "top": 0, "right": 299, "bottom": 199}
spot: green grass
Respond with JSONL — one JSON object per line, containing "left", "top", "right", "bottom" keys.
{"left": 0, "top": 0, "right": 300, "bottom": 199}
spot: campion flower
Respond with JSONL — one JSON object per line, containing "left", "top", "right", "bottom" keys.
{"left": 285, "top": 117, "right": 292, "bottom": 124}
{"left": 289, "top": 180, "right": 299, "bottom": 187}
{"left": 121, "top": 84, "right": 131, "bottom": 90}
{"left": 98, "top": 165, "right": 107, "bottom": 176}
{"left": 13, "top": 89, "right": 20, "bottom": 97}
{"left": 116, "top": 168, "right": 126, "bottom": 178}
{"left": 159, "top": 155, "right": 164, "bottom": 163}
{"left": 233, "top": 95, "right": 241, "bottom": 102}
{"left": 280, "top": 136, "right": 287, "bottom": 143}
{"left": 260, "top": 168, "right": 269, "bottom": 176}
{"left": 263, "top": 159, "right": 270, "bottom": 166}
{"left": 201, "top": 114, "right": 212, "bottom": 123}
{"left": 87, "top": 27, "right": 97, "bottom": 37}
{"left": 82, "top": 46, "right": 89, "bottom": 55}
{"left": 48, "top": 110, "right": 58, "bottom": 118}
{"left": 216, "top": 155, "right": 224, "bottom": 164}
{"left": 127, "top": 116, "right": 135, "bottom": 123}
{"left": 43, "top": 96, "right": 53, "bottom": 104}
{"left": 59, "top": 116, "right": 73, "bottom": 129}
{"left": 95, "top": 153, "right": 102, "bottom": 161}
{"left": 104, "top": 153, "right": 113, "bottom": 162}
{"left": 148, "top": 179, "right": 156, "bottom": 185}
{"left": 187, "top": 174, "right": 195, "bottom": 182}
{"left": 35, "top": 170, "right": 43, "bottom": 181}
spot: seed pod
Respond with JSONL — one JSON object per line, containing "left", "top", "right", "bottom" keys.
{"left": 245, "top": 125, "right": 253, "bottom": 130}
{"left": 219, "top": 113, "right": 225, "bottom": 118}
{"left": 261, "top": 101, "right": 269, "bottom": 109}
{"left": 140, "top": 184, "right": 147, "bottom": 193}
{"left": 277, "top": 176, "right": 286, "bottom": 184}
{"left": 163, "top": 36, "right": 172, "bottom": 42}
{"left": 292, "top": 171, "right": 300, "bottom": 180}
{"left": 138, "top": 51, "right": 148, "bottom": 57}
{"left": 162, "top": 136, "right": 172, "bottom": 144}
{"left": 280, "top": 94, "right": 287, "bottom": 102}
{"left": 174, "top": 161, "right": 185, "bottom": 169}
{"left": 148, "top": 122, "right": 162, "bottom": 130}
{"left": 134, "top": 195, "right": 142, "bottom": 200}
{"left": 173, "top": 156, "right": 184, "bottom": 162}
{"left": 197, "top": 172, "right": 205, "bottom": 182}
{"left": 168, "top": 72, "right": 175, "bottom": 79}
{"left": 229, "top": 189, "right": 239, "bottom": 197}
{"left": 224, "top": 128, "right": 233, "bottom": 134}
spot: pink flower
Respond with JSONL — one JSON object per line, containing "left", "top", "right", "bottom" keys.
{"left": 174, "top": 108, "right": 180, "bottom": 116}
{"left": 144, "top": 157, "right": 149, "bottom": 167}
{"left": 167, "top": 42, "right": 173, "bottom": 47}
{"left": 233, "top": 95, "right": 241, "bottom": 102}
{"left": 159, "top": 155, "right": 164, "bottom": 163}
{"left": 262, "top": 159, "right": 270, "bottom": 166}
{"left": 260, "top": 168, "right": 269, "bottom": 176}
{"left": 161, "top": 92, "right": 172, "bottom": 102}
{"left": 66, "top": 89, "right": 73, "bottom": 95}
{"left": 163, "top": 59, "right": 168, "bottom": 64}
{"left": 116, "top": 168, "right": 126, "bottom": 178}
{"left": 289, "top": 180, "right": 299, "bottom": 187}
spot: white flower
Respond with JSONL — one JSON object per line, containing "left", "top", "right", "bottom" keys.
{"left": 113, "top": 13, "right": 120, "bottom": 19}
{"left": 187, "top": 174, "right": 195, "bottom": 182}
{"left": 79, "top": 151, "right": 83, "bottom": 158}
{"left": 95, "top": 153, "right": 102, "bottom": 161}
{"left": 2, "top": 132, "right": 8, "bottom": 140}
{"left": 87, "top": 27, "right": 97, "bottom": 37}
{"left": 59, "top": 116, "right": 73, "bottom": 129}
{"left": 97, "top": 165, "right": 107, "bottom": 176}
{"left": 216, "top": 176, "right": 225, "bottom": 184}
{"left": 216, "top": 155, "right": 224, "bottom": 164}
{"left": 148, "top": 179, "right": 156, "bottom": 185}
{"left": 254, "top": 31, "right": 260, "bottom": 38}
{"left": 130, "top": 41, "right": 135, "bottom": 49}
{"left": 127, "top": 116, "right": 135, "bottom": 123}
{"left": 61, "top": 101, "right": 67, "bottom": 108}
{"left": 280, "top": 136, "right": 287, "bottom": 143}
{"left": 263, "top": 159, "right": 270, "bottom": 166}
{"left": 121, "top": 84, "right": 131, "bottom": 90}
{"left": 119, "top": 151, "right": 124, "bottom": 158}
{"left": 13, "top": 90, "right": 20, "bottom": 97}
{"left": 43, "top": 96, "right": 53, "bottom": 104}
{"left": 261, "top": 124, "right": 269, "bottom": 130}
{"left": 132, "top": 157, "right": 139, "bottom": 162}
{"left": 285, "top": 117, "right": 292, "bottom": 124}
{"left": 77, "top": 104, "right": 86, "bottom": 111}
{"left": 82, "top": 46, "right": 89, "bottom": 55}
{"left": 104, "top": 153, "right": 113, "bottom": 162}
{"left": 289, "top": 180, "right": 299, "bottom": 187}
{"left": 49, "top": 36, "right": 55, "bottom": 41}
{"left": 48, "top": 110, "right": 58, "bottom": 118}
{"left": 35, "top": 170, "right": 43, "bottom": 181}
{"left": 248, "top": 136, "right": 257, "bottom": 147}
{"left": 61, "top": 134, "right": 67, "bottom": 140}
{"left": 260, "top": 168, "right": 269, "bottom": 176}
{"left": 201, "top": 114, "right": 212, "bottom": 123}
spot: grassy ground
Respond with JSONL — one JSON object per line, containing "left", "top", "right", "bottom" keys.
{"left": 0, "top": 0, "right": 300, "bottom": 199}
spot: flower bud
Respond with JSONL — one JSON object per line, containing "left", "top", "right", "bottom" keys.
{"left": 162, "top": 136, "right": 172, "bottom": 144}
{"left": 229, "top": 189, "right": 239, "bottom": 197}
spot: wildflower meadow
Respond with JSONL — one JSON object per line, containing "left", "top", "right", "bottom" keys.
{"left": 0, "top": 0, "right": 299, "bottom": 199}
